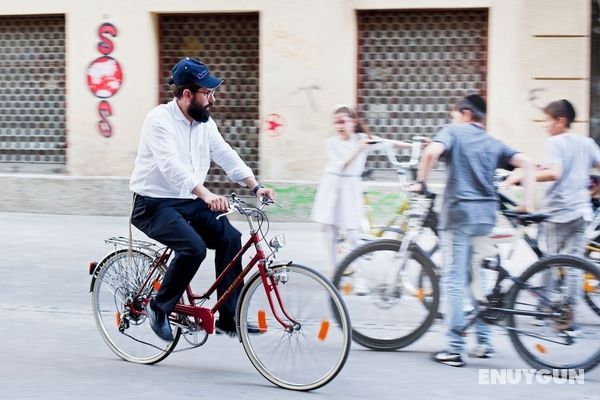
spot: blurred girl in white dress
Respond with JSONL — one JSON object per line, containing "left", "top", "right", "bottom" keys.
{"left": 312, "top": 105, "right": 411, "bottom": 269}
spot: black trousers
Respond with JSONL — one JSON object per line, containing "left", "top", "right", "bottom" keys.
{"left": 131, "top": 195, "right": 243, "bottom": 321}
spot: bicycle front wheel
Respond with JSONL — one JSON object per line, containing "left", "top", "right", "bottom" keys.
{"left": 91, "top": 249, "right": 180, "bottom": 364}
{"left": 332, "top": 239, "right": 440, "bottom": 350}
{"left": 583, "top": 245, "right": 600, "bottom": 316}
{"left": 507, "top": 255, "right": 600, "bottom": 372}
{"left": 237, "top": 264, "right": 351, "bottom": 391}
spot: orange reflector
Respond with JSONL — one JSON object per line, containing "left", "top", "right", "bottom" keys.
{"left": 318, "top": 320, "right": 330, "bottom": 341}
{"left": 342, "top": 283, "right": 353, "bottom": 295}
{"left": 585, "top": 273, "right": 596, "bottom": 293}
{"left": 415, "top": 288, "right": 425, "bottom": 302}
{"left": 115, "top": 311, "right": 121, "bottom": 327}
{"left": 535, "top": 344, "right": 546, "bottom": 354}
{"left": 257, "top": 310, "right": 268, "bottom": 333}
{"left": 153, "top": 280, "right": 161, "bottom": 291}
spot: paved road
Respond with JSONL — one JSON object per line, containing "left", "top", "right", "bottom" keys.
{"left": 0, "top": 212, "right": 597, "bottom": 399}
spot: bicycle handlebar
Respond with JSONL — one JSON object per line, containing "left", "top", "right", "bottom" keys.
{"left": 216, "top": 193, "right": 278, "bottom": 220}
{"left": 376, "top": 138, "right": 425, "bottom": 170}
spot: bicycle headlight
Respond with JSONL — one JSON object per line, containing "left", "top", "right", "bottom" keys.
{"left": 269, "top": 234, "right": 286, "bottom": 250}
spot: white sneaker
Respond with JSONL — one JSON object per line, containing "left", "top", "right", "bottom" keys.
{"left": 471, "top": 344, "right": 495, "bottom": 359}
{"left": 432, "top": 350, "right": 466, "bottom": 367}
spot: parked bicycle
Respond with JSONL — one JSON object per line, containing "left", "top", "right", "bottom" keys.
{"left": 89, "top": 194, "right": 351, "bottom": 391}
{"left": 332, "top": 140, "right": 440, "bottom": 350}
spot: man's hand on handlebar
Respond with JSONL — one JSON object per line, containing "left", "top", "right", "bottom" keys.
{"left": 256, "top": 187, "right": 275, "bottom": 202}
{"left": 201, "top": 192, "right": 230, "bottom": 212}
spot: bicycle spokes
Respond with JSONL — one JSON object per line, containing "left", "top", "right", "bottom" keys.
{"left": 239, "top": 264, "right": 351, "bottom": 390}
{"left": 92, "top": 250, "right": 180, "bottom": 364}
{"left": 335, "top": 241, "right": 439, "bottom": 348}
{"left": 508, "top": 258, "right": 600, "bottom": 370}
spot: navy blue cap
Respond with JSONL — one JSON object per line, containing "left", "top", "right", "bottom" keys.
{"left": 168, "top": 57, "right": 223, "bottom": 89}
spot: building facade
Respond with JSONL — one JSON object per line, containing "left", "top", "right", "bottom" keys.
{"left": 0, "top": 0, "right": 594, "bottom": 215}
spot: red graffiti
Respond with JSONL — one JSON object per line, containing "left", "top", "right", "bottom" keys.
{"left": 97, "top": 101, "right": 113, "bottom": 138}
{"left": 86, "top": 56, "right": 123, "bottom": 99}
{"left": 89, "top": 22, "right": 122, "bottom": 138}
{"left": 264, "top": 114, "right": 284, "bottom": 137}
{"left": 97, "top": 22, "right": 117, "bottom": 55}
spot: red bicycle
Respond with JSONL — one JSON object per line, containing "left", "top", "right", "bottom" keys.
{"left": 89, "top": 194, "right": 351, "bottom": 391}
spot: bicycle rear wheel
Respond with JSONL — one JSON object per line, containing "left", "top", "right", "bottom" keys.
{"left": 91, "top": 249, "right": 180, "bottom": 364}
{"left": 332, "top": 239, "right": 440, "bottom": 350}
{"left": 237, "top": 264, "right": 351, "bottom": 391}
{"left": 507, "top": 255, "right": 600, "bottom": 372}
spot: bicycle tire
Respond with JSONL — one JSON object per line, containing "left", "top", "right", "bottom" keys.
{"left": 507, "top": 255, "right": 600, "bottom": 372}
{"left": 583, "top": 248, "right": 600, "bottom": 316}
{"left": 332, "top": 239, "right": 440, "bottom": 351}
{"left": 584, "top": 287, "right": 600, "bottom": 316}
{"left": 91, "top": 248, "right": 181, "bottom": 364}
{"left": 237, "top": 263, "right": 351, "bottom": 391}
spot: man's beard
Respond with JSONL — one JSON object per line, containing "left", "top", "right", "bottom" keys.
{"left": 188, "top": 99, "right": 212, "bottom": 123}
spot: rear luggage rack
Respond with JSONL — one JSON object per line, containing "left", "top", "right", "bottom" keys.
{"left": 104, "top": 236, "right": 159, "bottom": 251}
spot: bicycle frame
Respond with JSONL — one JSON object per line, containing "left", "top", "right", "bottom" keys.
{"left": 456, "top": 262, "right": 565, "bottom": 339}
{"left": 498, "top": 192, "right": 543, "bottom": 258}
{"left": 368, "top": 139, "right": 437, "bottom": 297}
{"left": 133, "top": 201, "right": 299, "bottom": 335}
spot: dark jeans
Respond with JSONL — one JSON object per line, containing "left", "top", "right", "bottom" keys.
{"left": 131, "top": 195, "right": 243, "bottom": 322}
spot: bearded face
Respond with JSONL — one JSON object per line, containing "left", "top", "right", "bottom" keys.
{"left": 188, "top": 96, "right": 212, "bottom": 123}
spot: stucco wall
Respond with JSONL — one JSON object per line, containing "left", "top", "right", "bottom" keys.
{"left": 0, "top": 0, "right": 592, "bottom": 216}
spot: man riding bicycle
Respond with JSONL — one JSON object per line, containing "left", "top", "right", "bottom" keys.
{"left": 129, "top": 57, "right": 274, "bottom": 341}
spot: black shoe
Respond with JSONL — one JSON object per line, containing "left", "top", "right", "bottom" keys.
{"left": 215, "top": 318, "right": 262, "bottom": 337}
{"left": 146, "top": 300, "right": 173, "bottom": 341}
{"left": 215, "top": 318, "right": 237, "bottom": 337}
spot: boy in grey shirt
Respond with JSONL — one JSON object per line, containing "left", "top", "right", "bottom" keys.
{"left": 510, "top": 100, "right": 600, "bottom": 332}
{"left": 411, "top": 94, "right": 534, "bottom": 367}
{"left": 540, "top": 100, "right": 600, "bottom": 225}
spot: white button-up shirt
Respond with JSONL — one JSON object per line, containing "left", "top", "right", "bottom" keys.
{"left": 130, "top": 99, "right": 254, "bottom": 198}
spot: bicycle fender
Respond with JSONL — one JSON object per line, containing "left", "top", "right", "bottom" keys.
{"left": 269, "top": 260, "right": 293, "bottom": 268}
{"left": 88, "top": 248, "right": 130, "bottom": 292}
